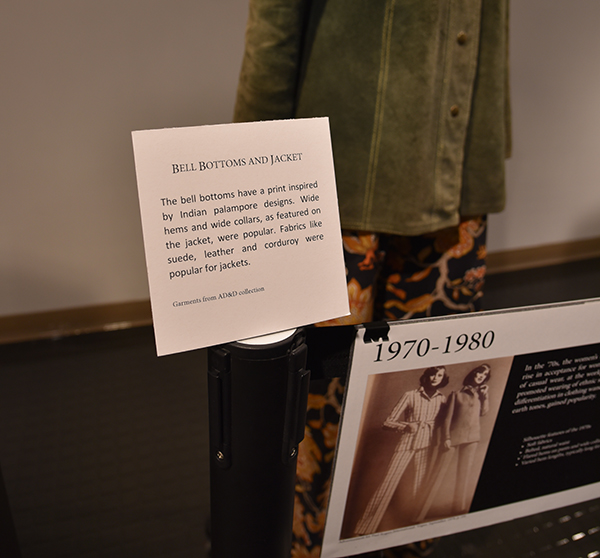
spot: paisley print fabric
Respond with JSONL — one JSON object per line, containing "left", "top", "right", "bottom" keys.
{"left": 293, "top": 217, "right": 488, "bottom": 557}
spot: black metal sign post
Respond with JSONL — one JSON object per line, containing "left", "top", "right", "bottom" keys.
{"left": 207, "top": 329, "right": 310, "bottom": 558}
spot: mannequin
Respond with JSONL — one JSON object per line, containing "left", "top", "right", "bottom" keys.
{"left": 233, "top": 1, "right": 510, "bottom": 555}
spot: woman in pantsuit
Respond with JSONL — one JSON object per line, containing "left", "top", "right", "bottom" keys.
{"left": 416, "top": 364, "right": 491, "bottom": 522}
{"left": 354, "top": 366, "right": 449, "bottom": 536}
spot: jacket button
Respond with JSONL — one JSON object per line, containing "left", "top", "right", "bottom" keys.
{"left": 450, "top": 105, "right": 460, "bottom": 117}
{"left": 457, "top": 31, "right": 467, "bottom": 45}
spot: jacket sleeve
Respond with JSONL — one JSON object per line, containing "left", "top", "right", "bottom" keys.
{"left": 479, "top": 388, "right": 490, "bottom": 417}
{"left": 442, "top": 392, "right": 456, "bottom": 442}
{"left": 383, "top": 391, "right": 412, "bottom": 431}
{"left": 233, "top": 0, "right": 308, "bottom": 122}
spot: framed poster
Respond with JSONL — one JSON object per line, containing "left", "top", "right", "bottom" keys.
{"left": 322, "top": 299, "right": 600, "bottom": 557}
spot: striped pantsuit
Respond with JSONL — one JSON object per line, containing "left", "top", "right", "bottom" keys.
{"left": 354, "top": 444, "right": 429, "bottom": 535}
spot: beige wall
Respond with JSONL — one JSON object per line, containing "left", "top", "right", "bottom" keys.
{"left": 1, "top": 1, "right": 248, "bottom": 316}
{"left": 488, "top": 1, "right": 600, "bottom": 253}
{"left": 2, "top": 1, "right": 600, "bottom": 318}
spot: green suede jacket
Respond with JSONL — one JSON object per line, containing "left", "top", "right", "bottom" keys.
{"left": 234, "top": 0, "right": 510, "bottom": 236}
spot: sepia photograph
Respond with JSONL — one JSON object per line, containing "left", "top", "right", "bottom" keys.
{"left": 340, "top": 356, "right": 513, "bottom": 539}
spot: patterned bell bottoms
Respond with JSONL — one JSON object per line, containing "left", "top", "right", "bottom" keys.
{"left": 292, "top": 217, "right": 488, "bottom": 558}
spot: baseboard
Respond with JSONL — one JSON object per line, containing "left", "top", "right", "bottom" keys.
{"left": 486, "top": 237, "right": 600, "bottom": 274}
{"left": 2, "top": 238, "right": 599, "bottom": 345}
{"left": 0, "top": 300, "right": 152, "bottom": 345}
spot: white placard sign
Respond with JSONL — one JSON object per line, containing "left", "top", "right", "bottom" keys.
{"left": 132, "top": 118, "right": 349, "bottom": 355}
{"left": 322, "top": 299, "right": 600, "bottom": 557}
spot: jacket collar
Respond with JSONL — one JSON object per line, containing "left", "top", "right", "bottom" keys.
{"left": 418, "top": 386, "right": 444, "bottom": 400}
